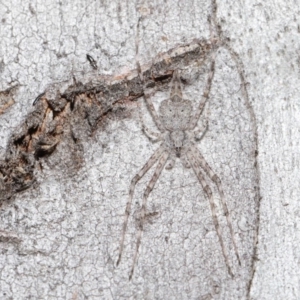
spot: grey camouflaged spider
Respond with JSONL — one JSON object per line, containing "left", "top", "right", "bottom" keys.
{"left": 117, "top": 60, "right": 241, "bottom": 280}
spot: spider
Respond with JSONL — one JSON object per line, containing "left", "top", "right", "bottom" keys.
{"left": 117, "top": 53, "right": 240, "bottom": 280}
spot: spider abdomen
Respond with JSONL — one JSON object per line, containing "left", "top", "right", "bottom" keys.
{"left": 165, "top": 130, "right": 187, "bottom": 157}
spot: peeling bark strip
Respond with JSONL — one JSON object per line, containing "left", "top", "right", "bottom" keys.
{"left": 0, "top": 40, "right": 213, "bottom": 203}
{"left": 0, "top": 85, "right": 18, "bottom": 115}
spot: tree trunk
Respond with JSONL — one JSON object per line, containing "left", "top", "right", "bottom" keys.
{"left": 0, "top": 1, "right": 298, "bottom": 299}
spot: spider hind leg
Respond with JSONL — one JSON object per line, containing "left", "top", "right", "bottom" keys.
{"left": 117, "top": 145, "right": 165, "bottom": 266}
{"left": 129, "top": 151, "right": 169, "bottom": 280}
{"left": 191, "top": 145, "right": 241, "bottom": 266}
{"left": 186, "top": 149, "right": 234, "bottom": 277}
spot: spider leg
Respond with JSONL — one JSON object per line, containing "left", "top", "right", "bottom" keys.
{"left": 117, "top": 145, "right": 166, "bottom": 266}
{"left": 186, "top": 149, "right": 234, "bottom": 277}
{"left": 189, "top": 49, "right": 216, "bottom": 130}
{"left": 129, "top": 151, "right": 169, "bottom": 280}
{"left": 135, "top": 18, "right": 165, "bottom": 133}
{"left": 191, "top": 145, "right": 241, "bottom": 266}
{"left": 138, "top": 104, "right": 162, "bottom": 142}
{"left": 138, "top": 69, "right": 166, "bottom": 133}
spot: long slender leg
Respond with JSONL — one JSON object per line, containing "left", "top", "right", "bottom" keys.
{"left": 117, "top": 145, "right": 165, "bottom": 266}
{"left": 138, "top": 72, "right": 166, "bottom": 133}
{"left": 129, "top": 151, "right": 169, "bottom": 280}
{"left": 186, "top": 150, "right": 234, "bottom": 277}
{"left": 135, "top": 17, "right": 165, "bottom": 133}
{"left": 191, "top": 145, "right": 241, "bottom": 265}
{"left": 189, "top": 49, "right": 216, "bottom": 130}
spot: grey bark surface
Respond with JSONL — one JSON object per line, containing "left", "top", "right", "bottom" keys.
{"left": 0, "top": 0, "right": 299, "bottom": 299}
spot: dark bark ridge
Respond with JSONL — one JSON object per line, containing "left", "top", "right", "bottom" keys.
{"left": 0, "top": 40, "right": 213, "bottom": 202}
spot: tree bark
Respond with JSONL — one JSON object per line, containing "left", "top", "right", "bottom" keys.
{"left": 0, "top": 0, "right": 298, "bottom": 299}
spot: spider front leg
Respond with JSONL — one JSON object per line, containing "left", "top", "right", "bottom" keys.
{"left": 135, "top": 57, "right": 166, "bottom": 134}
{"left": 129, "top": 150, "right": 169, "bottom": 280}
{"left": 189, "top": 49, "right": 216, "bottom": 130}
{"left": 117, "top": 145, "right": 165, "bottom": 267}
{"left": 186, "top": 149, "right": 234, "bottom": 277}
{"left": 141, "top": 86, "right": 166, "bottom": 133}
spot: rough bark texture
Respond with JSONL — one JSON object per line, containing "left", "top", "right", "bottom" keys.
{"left": 0, "top": 0, "right": 298, "bottom": 299}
